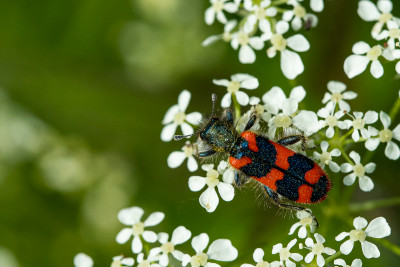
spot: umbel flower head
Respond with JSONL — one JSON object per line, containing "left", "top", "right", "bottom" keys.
{"left": 116, "top": 206, "right": 165, "bottom": 254}
{"left": 335, "top": 216, "right": 391, "bottom": 259}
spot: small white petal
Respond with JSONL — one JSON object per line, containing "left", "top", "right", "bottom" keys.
{"left": 288, "top": 222, "right": 301, "bottom": 235}
{"left": 205, "top": 7, "right": 215, "bottom": 25}
{"left": 359, "top": 176, "right": 374, "bottom": 192}
{"left": 365, "top": 217, "right": 391, "bottom": 238}
{"left": 281, "top": 49, "right": 304, "bottom": 79}
{"left": 186, "top": 112, "right": 202, "bottom": 124}
{"left": 364, "top": 111, "right": 378, "bottom": 124}
{"left": 161, "top": 123, "right": 178, "bottom": 142}
{"left": 358, "top": 1, "right": 380, "bottom": 21}
{"left": 380, "top": 111, "right": 391, "bottom": 128}
{"left": 188, "top": 176, "right": 206, "bottom": 192}
{"left": 364, "top": 162, "right": 376, "bottom": 173}
{"left": 304, "top": 252, "right": 314, "bottom": 264}
{"left": 235, "top": 91, "right": 250, "bottom": 106}
{"left": 316, "top": 254, "right": 325, "bottom": 266}
{"left": 239, "top": 45, "right": 256, "bottom": 64}
{"left": 249, "top": 37, "right": 265, "bottom": 50}
{"left": 272, "top": 243, "right": 282, "bottom": 254}
{"left": 187, "top": 157, "right": 198, "bottom": 172}
{"left": 162, "top": 105, "right": 179, "bottom": 124}
{"left": 340, "top": 163, "right": 353, "bottom": 173}
{"left": 349, "top": 151, "right": 361, "bottom": 163}
{"left": 192, "top": 233, "right": 209, "bottom": 253}
{"left": 142, "top": 231, "right": 158, "bottom": 243}
{"left": 287, "top": 239, "right": 297, "bottom": 249}
{"left": 116, "top": 228, "right": 132, "bottom": 244}
{"left": 171, "top": 226, "right": 191, "bottom": 245}
{"left": 253, "top": 248, "right": 264, "bottom": 262}
{"left": 361, "top": 240, "right": 380, "bottom": 258}
{"left": 178, "top": 90, "right": 191, "bottom": 112}
{"left": 74, "top": 253, "right": 93, "bottom": 267}
{"left": 370, "top": 60, "right": 384, "bottom": 78}
{"left": 132, "top": 235, "right": 143, "bottom": 253}
{"left": 335, "top": 232, "right": 349, "bottom": 241}
{"left": 393, "top": 124, "right": 400, "bottom": 140}
{"left": 221, "top": 93, "right": 232, "bottom": 108}
{"left": 181, "top": 123, "right": 194, "bottom": 136}
{"left": 365, "top": 138, "right": 380, "bottom": 151}
{"left": 344, "top": 55, "right": 370, "bottom": 79}
{"left": 200, "top": 187, "right": 219, "bottom": 212}
{"left": 202, "top": 35, "right": 221, "bottom": 46}
{"left": 352, "top": 41, "right": 371, "bottom": 54}
{"left": 217, "top": 182, "right": 235, "bottom": 201}
{"left": 343, "top": 173, "right": 356, "bottom": 186}
{"left": 377, "top": 0, "right": 392, "bottom": 13}
{"left": 158, "top": 232, "right": 169, "bottom": 244}
{"left": 167, "top": 152, "right": 186, "bottom": 168}
{"left": 144, "top": 212, "right": 165, "bottom": 227}
{"left": 287, "top": 35, "right": 310, "bottom": 52}
{"left": 276, "top": 20, "right": 289, "bottom": 35}
{"left": 118, "top": 207, "right": 144, "bottom": 225}
{"left": 340, "top": 239, "right": 355, "bottom": 255}
{"left": 293, "top": 110, "right": 320, "bottom": 134}
{"left": 290, "top": 253, "right": 303, "bottom": 262}
{"left": 314, "top": 233, "right": 325, "bottom": 243}
{"left": 240, "top": 77, "right": 259, "bottom": 89}
{"left": 329, "top": 161, "right": 340, "bottom": 173}
{"left": 354, "top": 216, "right": 368, "bottom": 229}
{"left": 311, "top": 0, "right": 324, "bottom": 12}
{"left": 385, "top": 141, "right": 400, "bottom": 160}
{"left": 207, "top": 239, "right": 238, "bottom": 261}
{"left": 213, "top": 79, "right": 230, "bottom": 87}
{"left": 289, "top": 86, "right": 306, "bottom": 102}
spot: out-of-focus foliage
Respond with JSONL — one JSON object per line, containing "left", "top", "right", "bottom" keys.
{"left": 0, "top": 0, "right": 399, "bottom": 267}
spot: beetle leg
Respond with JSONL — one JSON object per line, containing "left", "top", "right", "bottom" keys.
{"left": 234, "top": 171, "right": 249, "bottom": 187}
{"left": 244, "top": 114, "right": 257, "bottom": 131}
{"left": 222, "top": 109, "right": 234, "bottom": 126}
{"left": 277, "top": 135, "right": 316, "bottom": 151}
{"left": 197, "top": 149, "right": 217, "bottom": 158}
{"left": 264, "top": 186, "right": 319, "bottom": 228}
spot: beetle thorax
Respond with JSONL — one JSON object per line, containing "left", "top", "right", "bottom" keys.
{"left": 199, "top": 118, "right": 237, "bottom": 152}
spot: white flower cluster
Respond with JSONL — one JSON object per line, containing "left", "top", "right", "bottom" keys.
{"left": 202, "top": 0, "right": 325, "bottom": 79}
{"left": 238, "top": 211, "right": 391, "bottom": 266}
{"left": 74, "top": 206, "right": 238, "bottom": 267}
{"left": 344, "top": 0, "right": 400, "bottom": 78}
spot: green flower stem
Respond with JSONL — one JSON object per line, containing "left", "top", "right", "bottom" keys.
{"left": 338, "top": 146, "right": 353, "bottom": 164}
{"left": 232, "top": 93, "right": 241, "bottom": 120}
{"left": 272, "top": 0, "right": 289, "bottom": 6}
{"left": 374, "top": 238, "right": 400, "bottom": 257}
{"left": 324, "top": 251, "right": 342, "bottom": 265}
{"left": 389, "top": 96, "right": 400, "bottom": 121}
{"left": 339, "top": 129, "right": 353, "bottom": 143}
{"left": 349, "top": 196, "right": 400, "bottom": 212}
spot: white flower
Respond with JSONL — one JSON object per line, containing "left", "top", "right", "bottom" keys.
{"left": 310, "top": 0, "right": 324, "bottom": 12}
{"left": 283, "top": 2, "right": 318, "bottom": 31}
{"left": 365, "top": 111, "right": 400, "bottom": 160}
{"left": 161, "top": 90, "right": 202, "bottom": 142}
{"left": 111, "top": 255, "right": 135, "bottom": 267}
{"left": 343, "top": 111, "right": 379, "bottom": 142}
{"left": 396, "top": 60, "right": 400, "bottom": 74}
{"left": 358, "top": 0, "right": 398, "bottom": 37}
{"left": 136, "top": 251, "right": 161, "bottom": 267}
{"left": 304, "top": 233, "right": 335, "bottom": 266}
{"left": 202, "top": 20, "right": 237, "bottom": 46}
{"left": 153, "top": 226, "right": 192, "bottom": 266}
{"left": 240, "top": 248, "right": 280, "bottom": 267}
{"left": 231, "top": 29, "right": 265, "bottom": 64}
{"left": 116, "top": 207, "right": 165, "bottom": 254}
{"left": 167, "top": 142, "right": 198, "bottom": 172}
{"left": 335, "top": 216, "right": 391, "bottom": 258}
{"left": 263, "top": 20, "right": 310, "bottom": 79}
{"left": 375, "top": 20, "right": 400, "bottom": 49}
{"left": 182, "top": 233, "right": 238, "bottom": 267}
{"left": 204, "top": 0, "right": 239, "bottom": 25}
{"left": 340, "top": 151, "right": 376, "bottom": 192}
{"left": 321, "top": 81, "right": 357, "bottom": 112}
{"left": 344, "top": 42, "right": 393, "bottom": 79}
{"left": 334, "top": 258, "right": 362, "bottom": 267}
{"left": 243, "top": 0, "right": 277, "bottom": 33}
{"left": 288, "top": 209, "right": 318, "bottom": 239}
{"left": 313, "top": 141, "right": 341, "bottom": 172}
{"left": 272, "top": 239, "right": 303, "bottom": 267}
{"left": 262, "top": 86, "right": 318, "bottom": 136}
{"left": 317, "top": 106, "right": 347, "bottom": 138}
{"left": 213, "top": 73, "right": 259, "bottom": 107}
{"left": 74, "top": 253, "right": 93, "bottom": 267}
{"left": 188, "top": 163, "right": 235, "bottom": 213}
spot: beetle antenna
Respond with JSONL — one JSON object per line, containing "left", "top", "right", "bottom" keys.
{"left": 211, "top": 94, "right": 217, "bottom": 115}
{"left": 174, "top": 133, "right": 194, "bottom": 141}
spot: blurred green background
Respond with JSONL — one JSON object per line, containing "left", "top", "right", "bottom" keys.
{"left": 0, "top": 0, "right": 399, "bottom": 266}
